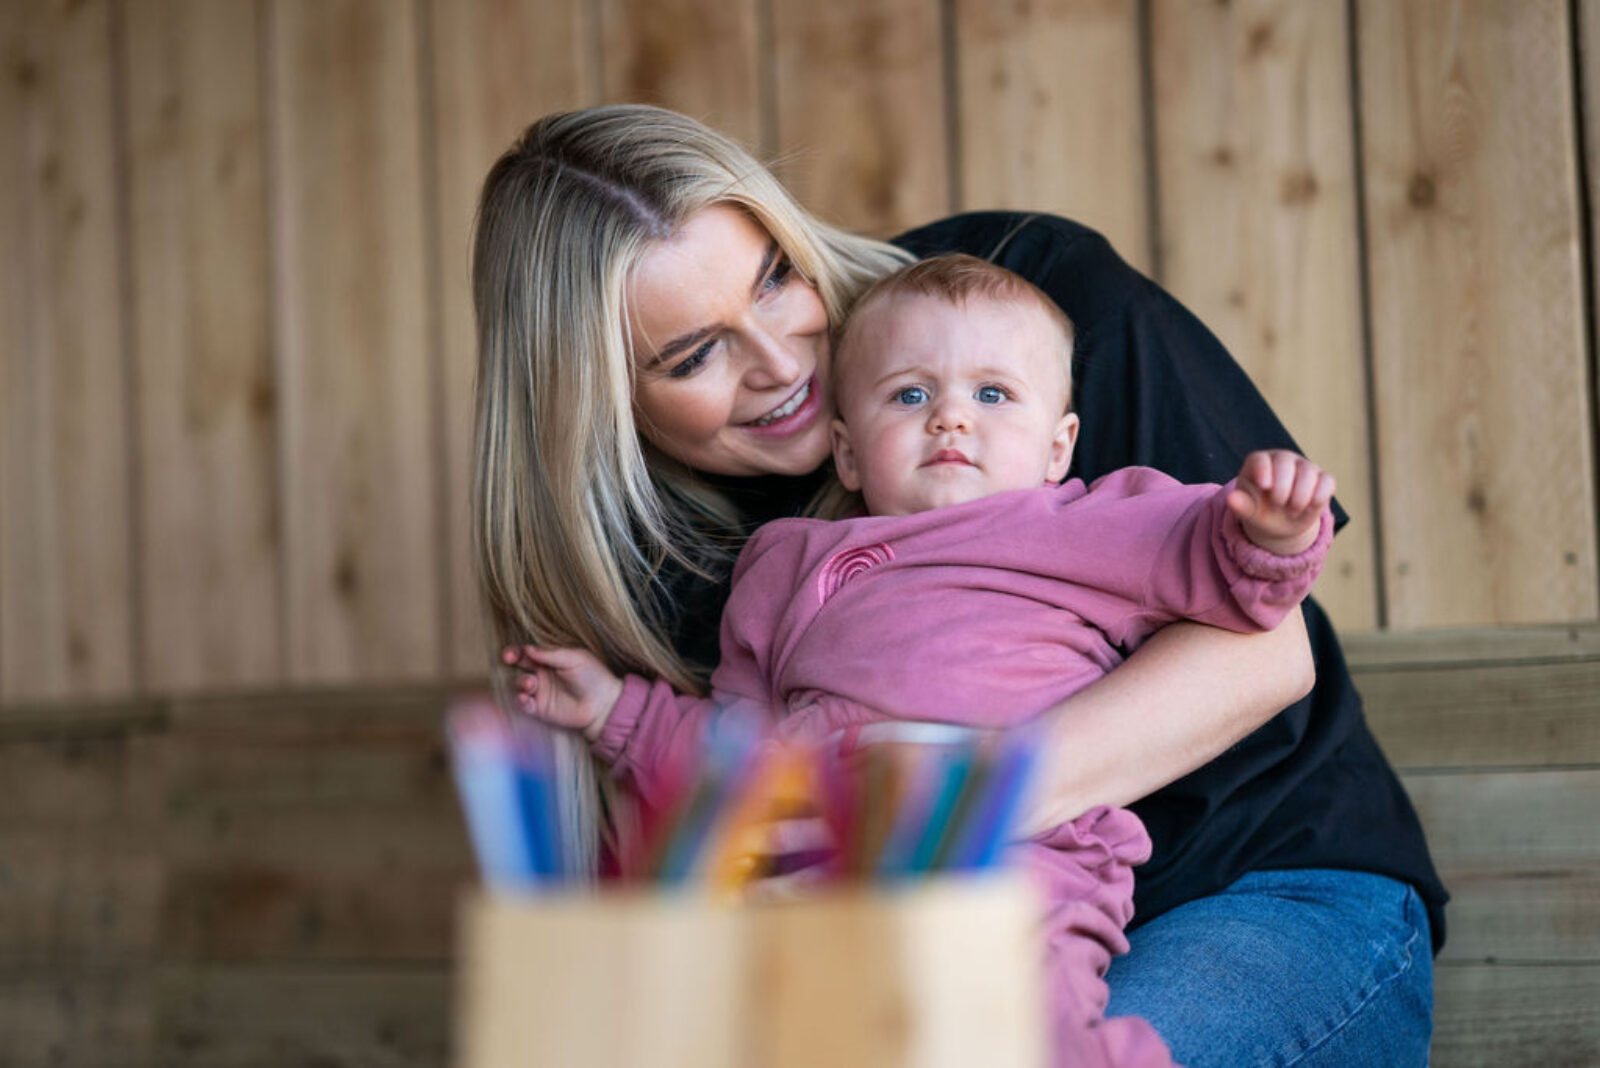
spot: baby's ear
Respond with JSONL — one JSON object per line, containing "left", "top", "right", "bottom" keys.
{"left": 1046, "top": 412, "right": 1080, "bottom": 483}
{"left": 831, "top": 419, "right": 863, "bottom": 491}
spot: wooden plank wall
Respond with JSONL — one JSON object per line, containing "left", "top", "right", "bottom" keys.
{"left": 7, "top": 9, "right": 1598, "bottom": 1067}
{"left": 4, "top": 0, "right": 1598, "bottom": 703}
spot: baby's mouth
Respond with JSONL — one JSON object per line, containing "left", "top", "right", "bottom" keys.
{"left": 924, "top": 448, "right": 974, "bottom": 466}
{"left": 747, "top": 379, "right": 812, "bottom": 427}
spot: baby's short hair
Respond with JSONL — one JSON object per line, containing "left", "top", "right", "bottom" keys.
{"left": 835, "top": 253, "right": 1076, "bottom": 380}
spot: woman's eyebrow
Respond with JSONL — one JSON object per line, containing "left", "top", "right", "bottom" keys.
{"left": 646, "top": 241, "right": 781, "bottom": 367}
{"left": 646, "top": 325, "right": 715, "bottom": 367}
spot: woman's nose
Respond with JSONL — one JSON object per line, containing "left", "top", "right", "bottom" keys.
{"left": 742, "top": 329, "right": 802, "bottom": 388}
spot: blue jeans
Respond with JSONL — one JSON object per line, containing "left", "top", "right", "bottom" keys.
{"left": 1105, "top": 869, "right": 1434, "bottom": 1067}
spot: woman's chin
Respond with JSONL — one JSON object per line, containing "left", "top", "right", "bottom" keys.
{"left": 732, "top": 420, "right": 834, "bottom": 477}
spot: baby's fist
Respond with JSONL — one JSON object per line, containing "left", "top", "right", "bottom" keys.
{"left": 1227, "top": 450, "right": 1335, "bottom": 556}
{"left": 502, "top": 644, "right": 623, "bottom": 740}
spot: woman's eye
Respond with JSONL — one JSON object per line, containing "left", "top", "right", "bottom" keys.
{"left": 893, "top": 386, "right": 928, "bottom": 405}
{"left": 976, "top": 385, "right": 1008, "bottom": 404}
{"left": 762, "top": 256, "right": 794, "bottom": 293}
{"left": 667, "top": 340, "right": 715, "bottom": 379}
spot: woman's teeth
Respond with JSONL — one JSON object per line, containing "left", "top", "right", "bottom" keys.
{"left": 750, "top": 381, "right": 810, "bottom": 426}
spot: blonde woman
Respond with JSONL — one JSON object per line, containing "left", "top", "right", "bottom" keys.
{"left": 471, "top": 104, "right": 1442, "bottom": 1067}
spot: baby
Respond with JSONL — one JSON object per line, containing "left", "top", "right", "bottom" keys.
{"left": 509, "top": 254, "right": 1333, "bottom": 1067}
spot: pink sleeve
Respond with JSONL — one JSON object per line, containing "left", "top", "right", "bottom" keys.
{"left": 591, "top": 675, "right": 716, "bottom": 812}
{"left": 1114, "top": 478, "right": 1332, "bottom": 648}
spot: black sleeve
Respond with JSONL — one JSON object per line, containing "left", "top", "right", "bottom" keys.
{"left": 892, "top": 211, "right": 1347, "bottom": 529}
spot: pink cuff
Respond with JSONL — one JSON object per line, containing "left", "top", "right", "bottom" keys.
{"left": 591, "top": 674, "right": 653, "bottom": 765}
{"left": 1222, "top": 501, "right": 1334, "bottom": 581}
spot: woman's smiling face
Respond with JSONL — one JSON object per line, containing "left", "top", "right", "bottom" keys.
{"left": 627, "top": 204, "right": 834, "bottom": 477}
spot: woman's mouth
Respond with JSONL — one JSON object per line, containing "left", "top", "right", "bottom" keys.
{"left": 743, "top": 378, "right": 819, "bottom": 434}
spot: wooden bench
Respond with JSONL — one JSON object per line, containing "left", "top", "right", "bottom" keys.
{"left": 3, "top": 624, "right": 1596, "bottom": 1065}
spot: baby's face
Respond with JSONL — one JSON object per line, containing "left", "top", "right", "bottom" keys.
{"left": 831, "top": 292, "right": 1079, "bottom": 517}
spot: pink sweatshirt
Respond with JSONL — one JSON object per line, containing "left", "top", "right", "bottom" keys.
{"left": 595, "top": 468, "right": 1332, "bottom": 1067}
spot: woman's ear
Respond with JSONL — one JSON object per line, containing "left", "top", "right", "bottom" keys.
{"left": 831, "top": 419, "right": 863, "bottom": 491}
{"left": 1046, "top": 412, "right": 1080, "bottom": 483}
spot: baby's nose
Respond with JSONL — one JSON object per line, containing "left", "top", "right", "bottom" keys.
{"left": 929, "top": 401, "right": 970, "bottom": 432}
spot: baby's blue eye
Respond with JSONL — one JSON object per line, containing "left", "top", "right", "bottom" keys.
{"left": 894, "top": 386, "right": 929, "bottom": 405}
{"left": 976, "top": 385, "right": 1007, "bottom": 404}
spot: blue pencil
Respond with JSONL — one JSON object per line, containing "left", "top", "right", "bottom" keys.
{"left": 945, "top": 737, "right": 1037, "bottom": 870}
{"left": 447, "top": 701, "right": 540, "bottom": 893}
{"left": 512, "top": 725, "right": 563, "bottom": 880}
{"left": 905, "top": 747, "right": 976, "bottom": 873}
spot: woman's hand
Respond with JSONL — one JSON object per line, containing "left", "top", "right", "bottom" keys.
{"left": 502, "top": 645, "right": 625, "bottom": 741}
{"left": 1015, "top": 612, "right": 1313, "bottom": 836}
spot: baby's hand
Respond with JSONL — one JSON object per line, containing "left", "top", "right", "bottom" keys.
{"left": 501, "top": 644, "right": 624, "bottom": 741}
{"left": 1227, "top": 450, "right": 1335, "bottom": 556}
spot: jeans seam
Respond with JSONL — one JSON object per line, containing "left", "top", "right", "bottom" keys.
{"left": 1279, "top": 889, "right": 1425, "bottom": 1067}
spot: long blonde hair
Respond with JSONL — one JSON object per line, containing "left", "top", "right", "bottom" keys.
{"left": 471, "top": 104, "right": 909, "bottom": 874}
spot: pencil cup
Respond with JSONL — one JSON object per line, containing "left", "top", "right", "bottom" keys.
{"left": 454, "top": 871, "right": 1047, "bottom": 1068}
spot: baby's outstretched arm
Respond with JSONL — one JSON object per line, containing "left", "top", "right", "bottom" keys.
{"left": 1226, "top": 449, "right": 1336, "bottom": 556}
{"left": 502, "top": 644, "right": 623, "bottom": 741}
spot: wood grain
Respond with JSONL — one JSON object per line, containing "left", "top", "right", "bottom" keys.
{"left": 0, "top": 832, "right": 165, "bottom": 964}
{"left": 1402, "top": 769, "right": 1600, "bottom": 962}
{"left": 954, "top": 0, "right": 1149, "bottom": 272}
{"left": 1433, "top": 963, "right": 1600, "bottom": 1067}
{"left": 600, "top": 0, "right": 760, "bottom": 149}
{"left": 459, "top": 876, "right": 1044, "bottom": 1068}
{"left": 1362, "top": 657, "right": 1600, "bottom": 768}
{"left": 124, "top": 0, "right": 281, "bottom": 694}
{"left": 151, "top": 964, "right": 451, "bottom": 1066}
{"left": 1349, "top": 624, "right": 1600, "bottom": 769}
{"left": 1151, "top": 0, "right": 1376, "bottom": 632}
{"left": 429, "top": 0, "right": 591, "bottom": 679}
{"left": 771, "top": 0, "right": 949, "bottom": 237}
{"left": 1343, "top": 621, "right": 1600, "bottom": 666}
{"left": 1584, "top": 3, "right": 1600, "bottom": 535}
{"left": 1358, "top": 0, "right": 1596, "bottom": 626}
{"left": 156, "top": 690, "right": 469, "bottom": 961}
{"left": 268, "top": 0, "right": 441, "bottom": 683}
{"left": 0, "top": 0, "right": 133, "bottom": 701}
{"left": 0, "top": 970, "right": 156, "bottom": 1068}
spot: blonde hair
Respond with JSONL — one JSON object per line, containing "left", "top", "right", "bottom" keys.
{"left": 471, "top": 104, "right": 910, "bottom": 874}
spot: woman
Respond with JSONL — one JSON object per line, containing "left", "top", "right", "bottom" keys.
{"left": 471, "top": 104, "right": 1444, "bottom": 1066}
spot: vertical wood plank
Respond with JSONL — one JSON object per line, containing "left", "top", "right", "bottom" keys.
{"left": 1579, "top": 1, "right": 1600, "bottom": 620}
{"left": 0, "top": 0, "right": 134, "bottom": 701}
{"left": 954, "top": 0, "right": 1150, "bottom": 274}
{"left": 600, "top": 0, "right": 760, "bottom": 149}
{"left": 1358, "top": 0, "right": 1596, "bottom": 627}
{"left": 269, "top": 0, "right": 441, "bottom": 683}
{"left": 430, "top": 0, "right": 590, "bottom": 679}
{"left": 771, "top": 0, "right": 949, "bottom": 237}
{"left": 1151, "top": 0, "right": 1377, "bottom": 632}
{"left": 125, "top": 0, "right": 281, "bottom": 693}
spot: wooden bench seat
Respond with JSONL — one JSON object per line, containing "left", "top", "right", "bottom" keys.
{"left": 3, "top": 624, "right": 1596, "bottom": 1065}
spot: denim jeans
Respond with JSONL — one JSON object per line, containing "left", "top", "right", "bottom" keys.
{"left": 1104, "top": 868, "right": 1434, "bottom": 1067}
